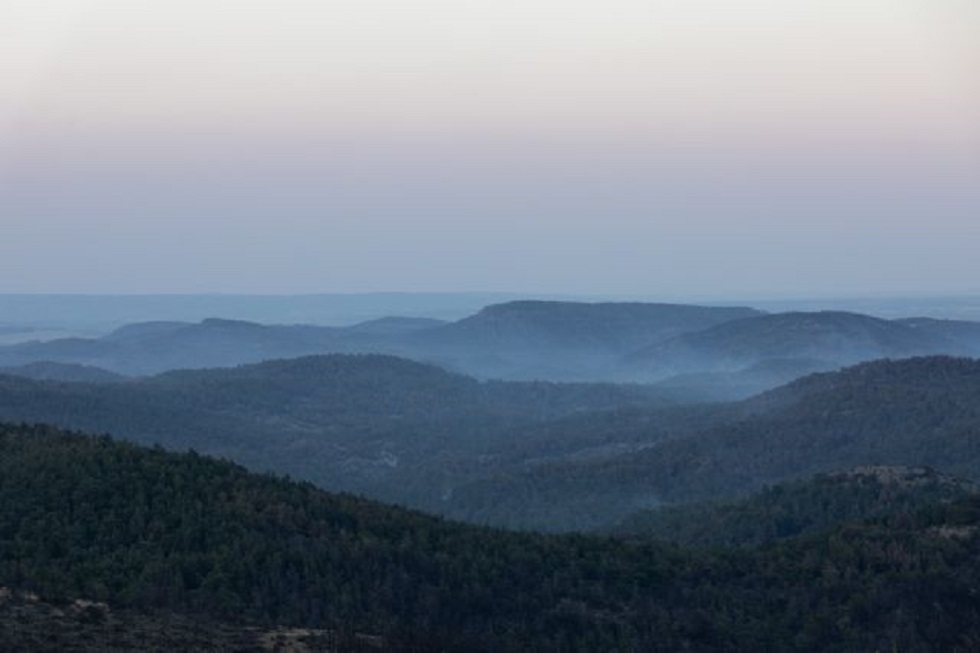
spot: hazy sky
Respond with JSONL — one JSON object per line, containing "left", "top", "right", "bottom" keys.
{"left": 2, "top": 0, "right": 978, "bottom": 297}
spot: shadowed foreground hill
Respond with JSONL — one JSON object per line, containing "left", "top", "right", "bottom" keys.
{"left": 0, "top": 589, "right": 353, "bottom": 653}
{"left": 2, "top": 423, "right": 980, "bottom": 651}
{"left": 614, "top": 466, "right": 978, "bottom": 547}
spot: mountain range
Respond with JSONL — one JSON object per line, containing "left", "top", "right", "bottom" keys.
{"left": 3, "top": 298, "right": 980, "bottom": 649}
{"left": 431, "top": 356, "right": 980, "bottom": 530}
{"left": 0, "top": 354, "right": 665, "bottom": 508}
{"left": 2, "top": 353, "right": 979, "bottom": 532}
{"left": 2, "top": 300, "right": 979, "bottom": 397}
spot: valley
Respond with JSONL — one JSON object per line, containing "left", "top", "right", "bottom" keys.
{"left": 2, "top": 299, "right": 979, "bottom": 650}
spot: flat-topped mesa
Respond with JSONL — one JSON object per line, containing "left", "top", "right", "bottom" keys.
{"left": 427, "top": 300, "right": 763, "bottom": 350}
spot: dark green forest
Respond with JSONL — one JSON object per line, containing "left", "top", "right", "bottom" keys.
{"left": 448, "top": 356, "right": 980, "bottom": 530}
{"left": 3, "top": 355, "right": 980, "bottom": 532}
{"left": 613, "top": 466, "right": 976, "bottom": 547}
{"left": 2, "top": 423, "right": 980, "bottom": 651}
{"left": 0, "top": 354, "right": 667, "bottom": 513}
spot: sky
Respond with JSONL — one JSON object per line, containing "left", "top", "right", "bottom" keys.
{"left": 1, "top": 0, "right": 978, "bottom": 298}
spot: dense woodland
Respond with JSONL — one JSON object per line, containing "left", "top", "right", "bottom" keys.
{"left": 2, "top": 423, "right": 980, "bottom": 651}
{"left": 1, "top": 301, "right": 980, "bottom": 649}
{"left": 613, "top": 466, "right": 977, "bottom": 547}
{"left": 2, "top": 355, "right": 980, "bottom": 533}
{"left": 0, "top": 354, "right": 667, "bottom": 512}
{"left": 449, "top": 356, "right": 980, "bottom": 530}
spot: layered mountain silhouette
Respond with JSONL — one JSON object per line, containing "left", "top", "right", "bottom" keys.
{"left": 0, "top": 354, "right": 664, "bottom": 506}
{"left": 627, "top": 311, "right": 959, "bottom": 374}
{"left": 2, "top": 354, "right": 979, "bottom": 532}
{"left": 2, "top": 301, "right": 978, "bottom": 393}
{"left": 0, "top": 301, "right": 762, "bottom": 380}
{"left": 0, "top": 317, "right": 443, "bottom": 376}
{"left": 400, "top": 301, "right": 762, "bottom": 380}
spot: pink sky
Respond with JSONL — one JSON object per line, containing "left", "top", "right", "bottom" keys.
{"left": 1, "top": 0, "right": 978, "bottom": 296}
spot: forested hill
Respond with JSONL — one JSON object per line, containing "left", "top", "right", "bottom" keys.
{"left": 0, "top": 318, "right": 383, "bottom": 376}
{"left": 0, "top": 301, "right": 761, "bottom": 380}
{"left": 445, "top": 356, "right": 980, "bottom": 530}
{"left": 0, "top": 361, "right": 128, "bottom": 383}
{"left": 3, "top": 423, "right": 980, "bottom": 651}
{"left": 613, "top": 466, "right": 978, "bottom": 547}
{"left": 419, "top": 301, "right": 762, "bottom": 349}
{"left": 897, "top": 317, "right": 980, "bottom": 355}
{"left": 0, "top": 301, "right": 760, "bottom": 381}
{"left": 627, "top": 310, "right": 960, "bottom": 378}
{"left": 143, "top": 353, "right": 661, "bottom": 420}
{"left": 3, "top": 355, "right": 980, "bottom": 534}
{"left": 749, "top": 352, "right": 980, "bottom": 412}
{"left": 0, "top": 354, "right": 664, "bottom": 507}
{"left": 1, "top": 301, "right": 979, "bottom": 390}
{"left": 397, "top": 300, "right": 763, "bottom": 382}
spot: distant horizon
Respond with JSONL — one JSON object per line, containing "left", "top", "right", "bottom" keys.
{"left": 3, "top": 1, "right": 978, "bottom": 297}
{"left": 2, "top": 289, "right": 980, "bottom": 302}
{"left": 3, "top": 290, "right": 980, "bottom": 337}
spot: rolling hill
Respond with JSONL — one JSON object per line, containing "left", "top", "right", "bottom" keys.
{"left": 3, "top": 354, "right": 980, "bottom": 533}
{"left": 443, "top": 356, "right": 980, "bottom": 530}
{"left": 417, "top": 301, "right": 762, "bottom": 350}
{"left": 0, "top": 301, "right": 765, "bottom": 382}
{"left": 0, "top": 319, "right": 380, "bottom": 376}
{"left": 613, "top": 465, "right": 978, "bottom": 547}
{"left": 627, "top": 311, "right": 960, "bottom": 378}
{"left": 406, "top": 301, "right": 764, "bottom": 380}
{"left": 0, "top": 354, "right": 665, "bottom": 509}
{"left": 4, "top": 302, "right": 979, "bottom": 396}
{"left": 2, "top": 423, "right": 980, "bottom": 651}
{"left": 0, "top": 361, "right": 128, "bottom": 383}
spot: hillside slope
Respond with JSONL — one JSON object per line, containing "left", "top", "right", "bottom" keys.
{"left": 613, "top": 466, "right": 977, "bottom": 547}
{"left": 2, "top": 423, "right": 980, "bottom": 651}
{"left": 5, "top": 303, "right": 977, "bottom": 391}
{"left": 445, "top": 356, "right": 980, "bottom": 530}
{"left": 0, "top": 354, "right": 664, "bottom": 508}
{"left": 410, "top": 301, "right": 762, "bottom": 379}
{"left": 0, "top": 301, "right": 767, "bottom": 382}
{"left": 0, "top": 362, "right": 128, "bottom": 383}
{"left": 627, "top": 311, "right": 963, "bottom": 379}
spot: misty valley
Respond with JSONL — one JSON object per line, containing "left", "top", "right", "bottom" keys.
{"left": 5, "top": 0, "right": 978, "bottom": 647}
{"left": 1, "top": 297, "right": 980, "bottom": 650}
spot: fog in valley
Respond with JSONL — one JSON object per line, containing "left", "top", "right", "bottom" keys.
{"left": 2, "top": 0, "right": 979, "bottom": 649}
